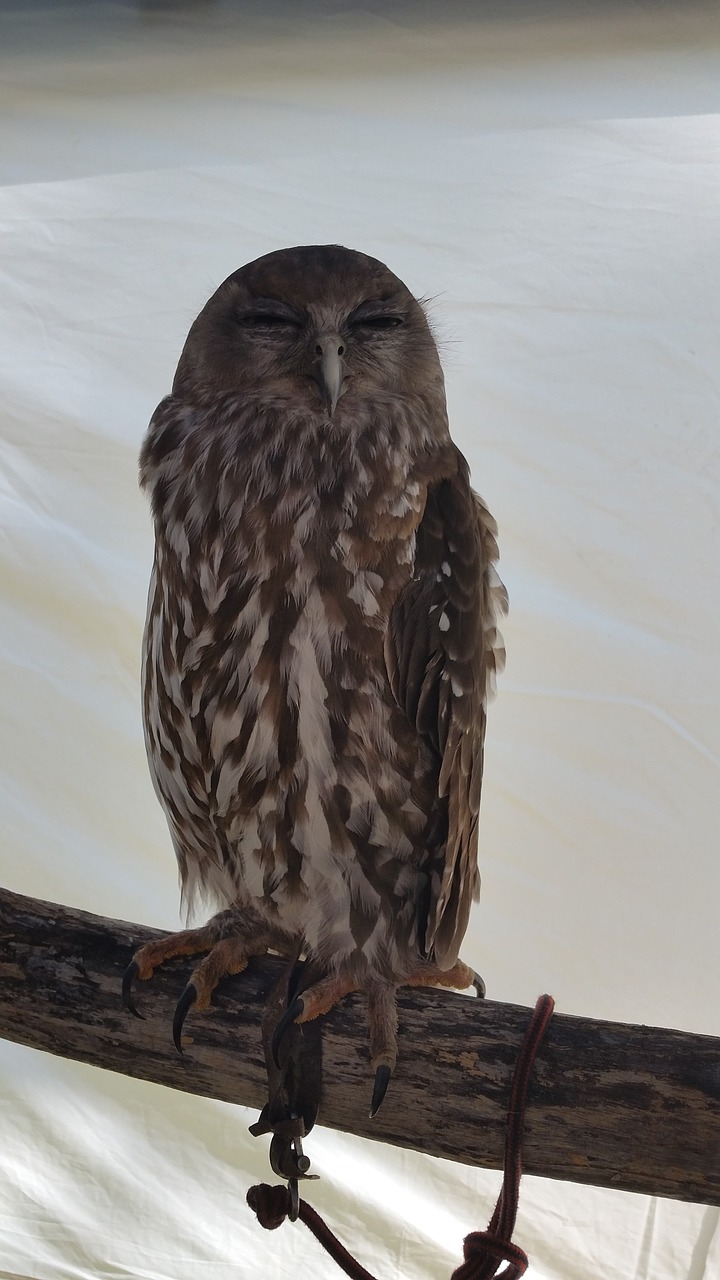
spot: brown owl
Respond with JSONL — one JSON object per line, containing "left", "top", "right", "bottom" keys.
{"left": 124, "top": 245, "right": 506, "bottom": 1116}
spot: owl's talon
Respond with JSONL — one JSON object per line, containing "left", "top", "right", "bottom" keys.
{"left": 271, "top": 996, "right": 305, "bottom": 1067}
{"left": 122, "top": 961, "right": 143, "bottom": 1019}
{"left": 369, "top": 1064, "right": 392, "bottom": 1118}
{"left": 473, "top": 972, "right": 486, "bottom": 999}
{"left": 173, "top": 982, "right": 198, "bottom": 1053}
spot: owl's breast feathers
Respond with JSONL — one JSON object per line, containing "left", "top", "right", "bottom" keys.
{"left": 140, "top": 392, "right": 505, "bottom": 979}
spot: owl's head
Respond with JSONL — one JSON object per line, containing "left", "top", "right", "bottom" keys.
{"left": 172, "top": 245, "right": 444, "bottom": 416}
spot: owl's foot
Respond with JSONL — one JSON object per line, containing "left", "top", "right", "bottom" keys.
{"left": 169, "top": 935, "right": 253, "bottom": 1051}
{"left": 271, "top": 972, "right": 358, "bottom": 1066}
{"left": 405, "top": 958, "right": 482, "bottom": 997}
{"left": 271, "top": 974, "right": 397, "bottom": 1118}
{"left": 122, "top": 909, "right": 296, "bottom": 1051}
{"left": 271, "top": 958, "right": 481, "bottom": 1117}
{"left": 365, "top": 961, "right": 482, "bottom": 1115}
{"left": 122, "top": 921, "right": 233, "bottom": 1018}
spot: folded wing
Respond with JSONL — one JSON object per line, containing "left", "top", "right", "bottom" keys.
{"left": 385, "top": 455, "right": 507, "bottom": 969}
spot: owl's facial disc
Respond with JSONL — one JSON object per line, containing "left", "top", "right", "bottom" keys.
{"left": 312, "top": 332, "right": 346, "bottom": 417}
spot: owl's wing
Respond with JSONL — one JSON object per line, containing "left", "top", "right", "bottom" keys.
{"left": 385, "top": 454, "right": 507, "bottom": 969}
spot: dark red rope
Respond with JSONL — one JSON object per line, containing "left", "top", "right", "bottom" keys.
{"left": 451, "top": 993, "right": 555, "bottom": 1280}
{"left": 246, "top": 1183, "right": 378, "bottom": 1280}
{"left": 247, "top": 993, "right": 555, "bottom": 1280}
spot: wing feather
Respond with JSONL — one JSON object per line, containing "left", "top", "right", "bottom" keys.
{"left": 385, "top": 452, "right": 507, "bottom": 969}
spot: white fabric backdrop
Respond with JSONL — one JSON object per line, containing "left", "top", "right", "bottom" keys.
{"left": 1, "top": 2, "right": 718, "bottom": 1278}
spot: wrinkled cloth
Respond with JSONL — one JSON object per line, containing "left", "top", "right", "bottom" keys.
{"left": 0, "top": 3, "right": 718, "bottom": 1279}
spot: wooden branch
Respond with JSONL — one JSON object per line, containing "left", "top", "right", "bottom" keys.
{"left": 0, "top": 887, "right": 718, "bottom": 1205}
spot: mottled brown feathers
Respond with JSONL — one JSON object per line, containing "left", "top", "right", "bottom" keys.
{"left": 140, "top": 244, "right": 505, "bottom": 986}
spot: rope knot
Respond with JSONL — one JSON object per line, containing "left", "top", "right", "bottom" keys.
{"left": 247, "top": 1182, "right": 291, "bottom": 1230}
{"left": 451, "top": 1230, "right": 528, "bottom": 1280}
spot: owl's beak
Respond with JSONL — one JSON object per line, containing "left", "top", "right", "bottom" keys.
{"left": 312, "top": 333, "right": 346, "bottom": 417}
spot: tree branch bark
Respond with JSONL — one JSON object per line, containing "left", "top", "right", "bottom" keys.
{"left": 0, "top": 886, "right": 717, "bottom": 1206}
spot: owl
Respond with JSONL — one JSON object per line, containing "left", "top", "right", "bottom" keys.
{"left": 124, "top": 245, "right": 506, "bottom": 1117}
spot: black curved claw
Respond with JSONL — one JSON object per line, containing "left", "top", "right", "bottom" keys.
{"left": 369, "top": 1063, "right": 392, "bottom": 1118}
{"left": 172, "top": 983, "right": 198, "bottom": 1054}
{"left": 472, "top": 972, "right": 486, "bottom": 999}
{"left": 122, "top": 961, "right": 144, "bottom": 1019}
{"left": 271, "top": 996, "right": 305, "bottom": 1068}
